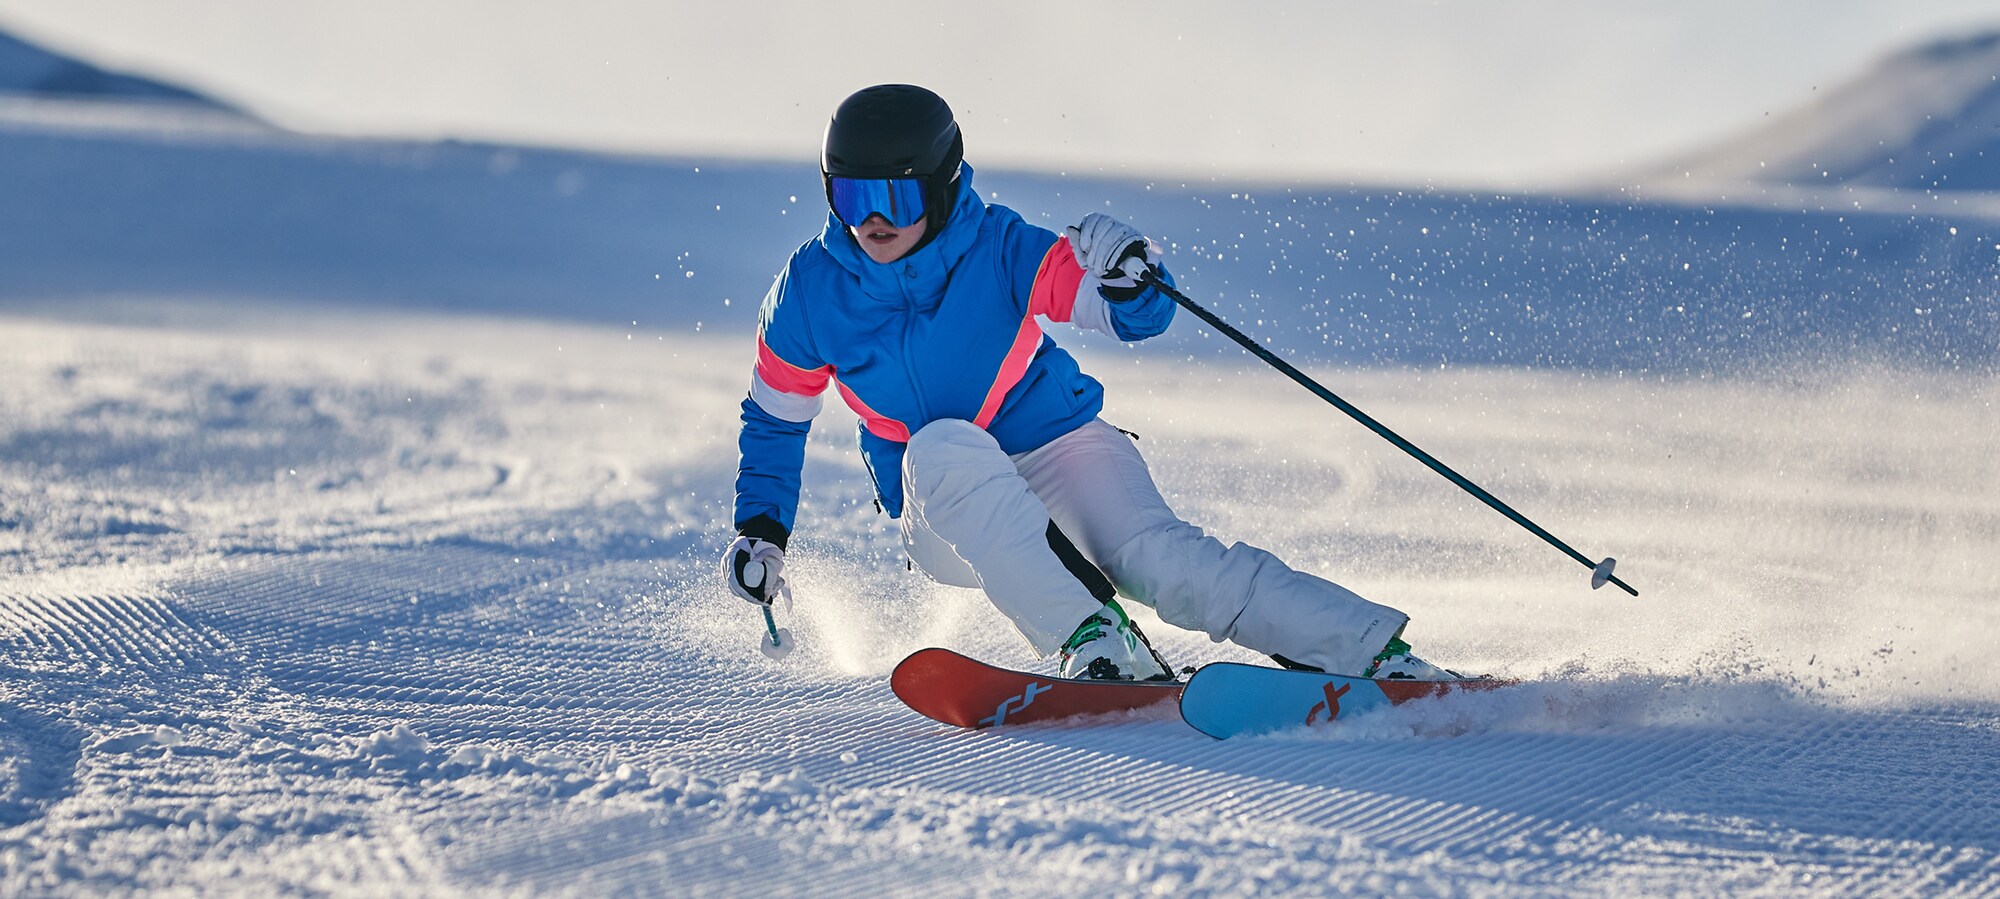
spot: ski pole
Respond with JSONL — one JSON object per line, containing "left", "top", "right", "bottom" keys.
{"left": 1142, "top": 272, "right": 1638, "bottom": 597}
{"left": 760, "top": 606, "right": 788, "bottom": 654}
{"left": 757, "top": 602, "right": 795, "bottom": 660}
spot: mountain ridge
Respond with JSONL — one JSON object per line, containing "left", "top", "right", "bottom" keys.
{"left": 1664, "top": 28, "right": 2000, "bottom": 190}
{"left": 0, "top": 25, "right": 249, "bottom": 117}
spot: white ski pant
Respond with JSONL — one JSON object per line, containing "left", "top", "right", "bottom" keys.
{"left": 900, "top": 418, "right": 1408, "bottom": 673}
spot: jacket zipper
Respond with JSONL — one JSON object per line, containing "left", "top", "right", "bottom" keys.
{"left": 900, "top": 267, "right": 931, "bottom": 427}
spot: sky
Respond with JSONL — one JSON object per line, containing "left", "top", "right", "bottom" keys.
{"left": 1, "top": 1, "right": 1995, "bottom": 187}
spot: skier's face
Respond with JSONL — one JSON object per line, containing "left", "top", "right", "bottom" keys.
{"left": 851, "top": 213, "right": 926, "bottom": 264}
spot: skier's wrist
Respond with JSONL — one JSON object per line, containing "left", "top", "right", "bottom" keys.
{"left": 1098, "top": 281, "right": 1149, "bottom": 303}
{"left": 735, "top": 513, "right": 791, "bottom": 551}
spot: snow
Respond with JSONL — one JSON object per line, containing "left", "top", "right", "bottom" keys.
{"left": 4, "top": 47, "right": 2000, "bottom": 897}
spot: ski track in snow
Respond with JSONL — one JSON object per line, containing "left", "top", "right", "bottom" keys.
{"left": 2, "top": 312, "right": 1996, "bottom": 897}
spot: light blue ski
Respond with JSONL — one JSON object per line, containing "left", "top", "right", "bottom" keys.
{"left": 1178, "top": 662, "right": 1509, "bottom": 739}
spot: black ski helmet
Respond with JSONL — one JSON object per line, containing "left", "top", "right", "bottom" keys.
{"left": 821, "top": 84, "right": 964, "bottom": 234}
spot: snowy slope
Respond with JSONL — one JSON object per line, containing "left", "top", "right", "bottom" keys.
{"left": 2, "top": 312, "right": 1996, "bottom": 896}
{"left": 4, "top": 90, "right": 2000, "bottom": 895}
{"left": 3, "top": 121, "right": 1995, "bottom": 373}
{"left": 1663, "top": 29, "right": 2000, "bottom": 190}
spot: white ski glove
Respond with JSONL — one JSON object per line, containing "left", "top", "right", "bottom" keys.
{"left": 722, "top": 535, "right": 791, "bottom": 608}
{"left": 1065, "top": 213, "right": 1160, "bottom": 301}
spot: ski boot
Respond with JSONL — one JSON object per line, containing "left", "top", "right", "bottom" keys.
{"left": 1058, "top": 598, "right": 1175, "bottom": 681}
{"left": 1363, "top": 636, "right": 1468, "bottom": 681}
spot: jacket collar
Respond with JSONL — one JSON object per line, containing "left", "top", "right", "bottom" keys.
{"left": 820, "top": 163, "right": 983, "bottom": 309}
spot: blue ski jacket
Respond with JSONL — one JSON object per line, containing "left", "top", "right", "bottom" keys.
{"left": 732, "top": 165, "right": 1175, "bottom": 543}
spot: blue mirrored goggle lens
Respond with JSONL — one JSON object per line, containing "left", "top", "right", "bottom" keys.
{"left": 828, "top": 177, "right": 927, "bottom": 228}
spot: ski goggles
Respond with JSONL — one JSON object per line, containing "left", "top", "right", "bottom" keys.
{"left": 826, "top": 176, "right": 927, "bottom": 228}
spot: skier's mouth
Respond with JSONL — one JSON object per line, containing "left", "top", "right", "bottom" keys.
{"left": 856, "top": 213, "right": 904, "bottom": 240}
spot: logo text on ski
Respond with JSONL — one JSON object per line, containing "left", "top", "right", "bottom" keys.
{"left": 1305, "top": 682, "right": 1351, "bottom": 726}
{"left": 980, "top": 681, "right": 1054, "bottom": 727}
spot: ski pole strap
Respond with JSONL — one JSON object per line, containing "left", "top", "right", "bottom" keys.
{"left": 1146, "top": 274, "right": 1638, "bottom": 597}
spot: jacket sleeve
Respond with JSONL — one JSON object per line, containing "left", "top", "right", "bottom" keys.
{"left": 1016, "top": 223, "right": 1177, "bottom": 342}
{"left": 732, "top": 267, "right": 832, "bottom": 544}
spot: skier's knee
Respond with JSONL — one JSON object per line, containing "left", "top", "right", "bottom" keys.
{"left": 907, "top": 419, "right": 991, "bottom": 459}
{"left": 905, "top": 419, "right": 1001, "bottom": 480}
{"left": 903, "top": 419, "right": 1009, "bottom": 504}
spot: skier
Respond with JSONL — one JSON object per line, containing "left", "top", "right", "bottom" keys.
{"left": 723, "top": 84, "right": 1459, "bottom": 682}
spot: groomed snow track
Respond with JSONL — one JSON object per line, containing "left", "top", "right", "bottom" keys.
{"left": 7, "top": 546, "right": 2000, "bottom": 894}
{"left": 4, "top": 314, "right": 1998, "bottom": 896}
